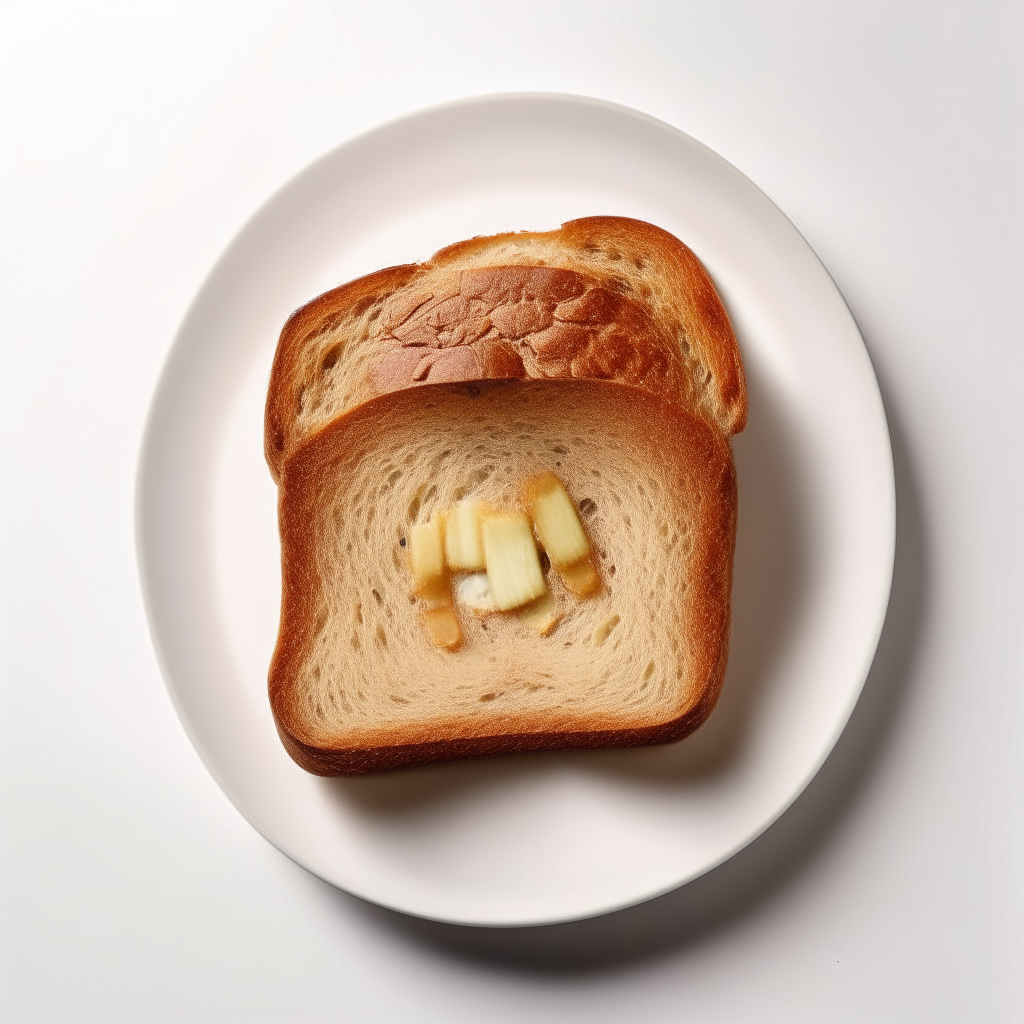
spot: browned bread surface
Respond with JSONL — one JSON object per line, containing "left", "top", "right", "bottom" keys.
{"left": 270, "top": 380, "right": 737, "bottom": 776}
{"left": 265, "top": 217, "right": 746, "bottom": 480}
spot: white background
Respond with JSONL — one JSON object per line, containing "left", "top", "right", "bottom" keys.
{"left": 1, "top": 2, "right": 1021, "bottom": 1021}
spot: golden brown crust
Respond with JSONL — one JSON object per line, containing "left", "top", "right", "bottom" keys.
{"left": 370, "top": 264, "right": 682, "bottom": 400}
{"left": 264, "top": 264, "right": 420, "bottom": 481}
{"left": 556, "top": 217, "right": 747, "bottom": 433}
{"left": 269, "top": 380, "right": 737, "bottom": 775}
{"left": 264, "top": 218, "right": 746, "bottom": 481}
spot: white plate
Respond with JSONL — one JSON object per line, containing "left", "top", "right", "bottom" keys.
{"left": 136, "top": 94, "right": 894, "bottom": 927}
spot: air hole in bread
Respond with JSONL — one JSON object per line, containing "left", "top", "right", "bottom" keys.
{"left": 407, "top": 486, "right": 427, "bottom": 521}
{"left": 479, "top": 692, "right": 496, "bottom": 702}
{"left": 578, "top": 498, "right": 597, "bottom": 517}
{"left": 321, "top": 344, "right": 342, "bottom": 371}
{"left": 592, "top": 614, "right": 620, "bottom": 646}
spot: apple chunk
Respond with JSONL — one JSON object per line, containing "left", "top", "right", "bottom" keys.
{"left": 444, "top": 500, "right": 486, "bottom": 571}
{"left": 519, "top": 591, "right": 562, "bottom": 635}
{"left": 559, "top": 557, "right": 600, "bottom": 597}
{"left": 525, "top": 472, "right": 590, "bottom": 568}
{"left": 408, "top": 518, "right": 445, "bottom": 596}
{"left": 423, "top": 605, "right": 462, "bottom": 649}
{"left": 483, "top": 514, "right": 546, "bottom": 611}
{"left": 408, "top": 516, "right": 462, "bottom": 649}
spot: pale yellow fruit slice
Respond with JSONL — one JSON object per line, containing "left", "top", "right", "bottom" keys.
{"left": 423, "top": 604, "right": 462, "bottom": 649}
{"left": 559, "top": 557, "right": 601, "bottom": 597}
{"left": 444, "top": 500, "right": 486, "bottom": 571}
{"left": 408, "top": 518, "right": 445, "bottom": 595}
{"left": 483, "top": 513, "right": 546, "bottom": 611}
{"left": 518, "top": 591, "right": 562, "bottom": 635}
{"left": 525, "top": 472, "right": 590, "bottom": 568}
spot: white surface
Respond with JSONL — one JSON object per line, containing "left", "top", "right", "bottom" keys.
{"left": 136, "top": 95, "right": 895, "bottom": 926}
{"left": 1, "top": 0, "right": 1021, "bottom": 1019}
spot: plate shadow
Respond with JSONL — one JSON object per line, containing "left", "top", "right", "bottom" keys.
{"left": 311, "top": 359, "right": 926, "bottom": 973}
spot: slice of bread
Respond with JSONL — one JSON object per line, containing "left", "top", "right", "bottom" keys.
{"left": 270, "top": 379, "right": 737, "bottom": 776}
{"left": 265, "top": 217, "right": 746, "bottom": 481}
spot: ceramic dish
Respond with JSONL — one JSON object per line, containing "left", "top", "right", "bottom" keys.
{"left": 136, "top": 94, "right": 894, "bottom": 926}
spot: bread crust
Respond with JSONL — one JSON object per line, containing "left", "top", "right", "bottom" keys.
{"left": 264, "top": 218, "right": 746, "bottom": 481}
{"left": 269, "top": 379, "right": 737, "bottom": 776}
{"left": 264, "top": 263, "right": 420, "bottom": 478}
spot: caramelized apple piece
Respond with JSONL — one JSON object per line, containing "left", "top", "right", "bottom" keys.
{"left": 482, "top": 513, "right": 546, "bottom": 611}
{"left": 408, "top": 516, "right": 462, "bottom": 648}
{"left": 525, "top": 472, "right": 590, "bottom": 567}
{"left": 423, "top": 604, "right": 462, "bottom": 649}
{"left": 408, "top": 518, "right": 445, "bottom": 596}
{"left": 444, "top": 500, "right": 486, "bottom": 571}
{"left": 518, "top": 591, "right": 562, "bottom": 635}
{"left": 559, "top": 557, "right": 601, "bottom": 597}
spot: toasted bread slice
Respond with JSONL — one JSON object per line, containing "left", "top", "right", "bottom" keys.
{"left": 269, "top": 380, "right": 736, "bottom": 776}
{"left": 265, "top": 217, "right": 746, "bottom": 481}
